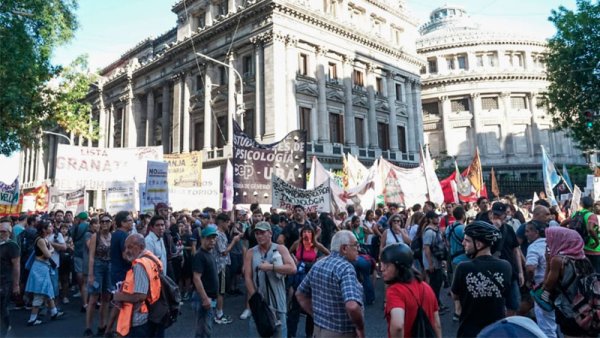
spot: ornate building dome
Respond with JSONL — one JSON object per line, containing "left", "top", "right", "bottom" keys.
{"left": 416, "top": 6, "right": 584, "bottom": 176}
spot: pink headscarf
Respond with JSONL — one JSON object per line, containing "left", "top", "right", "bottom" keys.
{"left": 545, "top": 227, "right": 586, "bottom": 260}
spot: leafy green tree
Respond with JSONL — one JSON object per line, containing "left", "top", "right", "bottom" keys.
{"left": 0, "top": 0, "right": 96, "bottom": 155}
{"left": 544, "top": 0, "right": 600, "bottom": 152}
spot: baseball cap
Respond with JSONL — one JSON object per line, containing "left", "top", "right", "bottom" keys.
{"left": 491, "top": 202, "right": 507, "bottom": 216}
{"left": 254, "top": 221, "right": 271, "bottom": 232}
{"left": 76, "top": 212, "right": 89, "bottom": 220}
{"left": 238, "top": 209, "right": 248, "bottom": 216}
{"left": 201, "top": 226, "right": 218, "bottom": 237}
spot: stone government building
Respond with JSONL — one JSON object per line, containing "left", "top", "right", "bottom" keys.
{"left": 417, "top": 5, "right": 585, "bottom": 179}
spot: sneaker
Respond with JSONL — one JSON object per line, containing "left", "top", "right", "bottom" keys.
{"left": 182, "top": 292, "right": 190, "bottom": 301}
{"left": 240, "top": 308, "right": 252, "bottom": 320}
{"left": 73, "top": 291, "right": 81, "bottom": 298}
{"left": 215, "top": 315, "right": 233, "bottom": 324}
{"left": 81, "top": 304, "right": 87, "bottom": 313}
{"left": 27, "top": 318, "right": 42, "bottom": 326}
{"left": 62, "top": 297, "right": 70, "bottom": 304}
{"left": 83, "top": 328, "right": 94, "bottom": 337}
{"left": 453, "top": 313, "right": 460, "bottom": 322}
{"left": 96, "top": 326, "right": 106, "bottom": 336}
{"left": 51, "top": 311, "right": 65, "bottom": 320}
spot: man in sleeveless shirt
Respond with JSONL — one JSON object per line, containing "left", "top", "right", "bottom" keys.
{"left": 243, "top": 222, "right": 296, "bottom": 338}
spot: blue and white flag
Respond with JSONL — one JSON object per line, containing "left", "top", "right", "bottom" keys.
{"left": 562, "top": 164, "right": 573, "bottom": 192}
{"left": 541, "top": 146, "right": 561, "bottom": 205}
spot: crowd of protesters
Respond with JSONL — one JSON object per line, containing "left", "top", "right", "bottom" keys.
{"left": 0, "top": 192, "right": 599, "bottom": 338}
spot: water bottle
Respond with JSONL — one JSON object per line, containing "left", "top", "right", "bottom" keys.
{"left": 271, "top": 249, "right": 284, "bottom": 279}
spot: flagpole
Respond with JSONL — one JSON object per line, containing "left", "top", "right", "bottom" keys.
{"left": 419, "top": 143, "right": 431, "bottom": 202}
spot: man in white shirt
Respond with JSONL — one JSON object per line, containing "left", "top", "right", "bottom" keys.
{"left": 144, "top": 216, "right": 167, "bottom": 276}
{"left": 46, "top": 226, "right": 66, "bottom": 300}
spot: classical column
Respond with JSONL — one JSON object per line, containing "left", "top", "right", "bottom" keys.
{"left": 262, "top": 31, "right": 287, "bottom": 140}
{"left": 172, "top": 73, "right": 183, "bottom": 153}
{"left": 342, "top": 55, "right": 355, "bottom": 146}
{"left": 36, "top": 138, "right": 46, "bottom": 182}
{"left": 286, "top": 36, "right": 298, "bottom": 131}
{"left": 440, "top": 96, "right": 452, "bottom": 154}
{"left": 316, "top": 46, "right": 329, "bottom": 143}
{"left": 132, "top": 95, "right": 143, "bottom": 147}
{"left": 366, "top": 64, "right": 378, "bottom": 148}
{"left": 203, "top": 65, "right": 213, "bottom": 151}
{"left": 182, "top": 73, "right": 192, "bottom": 152}
{"left": 412, "top": 80, "right": 425, "bottom": 148}
{"left": 124, "top": 73, "right": 138, "bottom": 147}
{"left": 228, "top": 54, "right": 236, "bottom": 145}
{"left": 386, "top": 71, "right": 399, "bottom": 151}
{"left": 228, "top": 0, "right": 236, "bottom": 14}
{"left": 470, "top": 92, "right": 482, "bottom": 154}
{"left": 467, "top": 52, "right": 477, "bottom": 71}
{"left": 206, "top": 3, "right": 215, "bottom": 27}
{"left": 524, "top": 50, "right": 533, "bottom": 70}
{"left": 108, "top": 104, "right": 115, "bottom": 148}
{"left": 436, "top": 56, "right": 447, "bottom": 74}
{"left": 310, "top": 106, "right": 318, "bottom": 143}
{"left": 251, "top": 37, "right": 264, "bottom": 140}
{"left": 405, "top": 78, "right": 415, "bottom": 152}
{"left": 47, "top": 135, "right": 55, "bottom": 178}
{"left": 162, "top": 83, "right": 171, "bottom": 153}
{"left": 97, "top": 87, "right": 107, "bottom": 148}
{"left": 499, "top": 91, "right": 511, "bottom": 154}
{"left": 146, "top": 91, "right": 155, "bottom": 146}
{"left": 528, "top": 92, "right": 539, "bottom": 155}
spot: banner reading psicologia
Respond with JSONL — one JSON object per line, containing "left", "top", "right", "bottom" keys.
{"left": 169, "top": 167, "right": 221, "bottom": 210}
{"left": 145, "top": 161, "right": 169, "bottom": 207}
{"left": 164, "top": 152, "right": 203, "bottom": 187}
{"left": 272, "top": 175, "right": 330, "bottom": 213}
{"left": 233, "top": 121, "right": 306, "bottom": 204}
{"left": 106, "top": 181, "right": 136, "bottom": 215}
{"left": 54, "top": 145, "right": 163, "bottom": 190}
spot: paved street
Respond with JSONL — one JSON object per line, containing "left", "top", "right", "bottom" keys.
{"left": 7, "top": 278, "right": 459, "bottom": 338}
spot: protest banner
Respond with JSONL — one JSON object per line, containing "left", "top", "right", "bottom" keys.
{"left": 570, "top": 185, "right": 581, "bottom": 217}
{"left": 383, "top": 170, "right": 405, "bottom": 205}
{"left": 61, "top": 188, "right": 86, "bottom": 214}
{"left": 138, "top": 183, "right": 154, "bottom": 215}
{"left": 272, "top": 175, "right": 330, "bottom": 213}
{"left": 106, "top": 181, "right": 136, "bottom": 215}
{"left": 232, "top": 121, "right": 306, "bottom": 204}
{"left": 54, "top": 145, "right": 163, "bottom": 190}
{"left": 145, "top": 161, "right": 169, "bottom": 207}
{"left": 164, "top": 152, "right": 203, "bottom": 187}
{"left": 170, "top": 167, "right": 221, "bottom": 210}
{"left": 21, "top": 184, "right": 49, "bottom": 213}
{"left": 0, "top": 177, "right": 19, "bottom": 206}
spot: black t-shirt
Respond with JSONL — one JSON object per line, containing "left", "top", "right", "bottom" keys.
{"left": 475, "top": 211, "right": 491, "bottom": 224}
{"left": 451, "top": 255, "right": 512, "bottom": 338}
{"left": 192, "top": 248, "right": 218, "bottom": 299}
{"left": 494, "top": 223, "right": 520, "bottom": 280}
{"left": 0, "top": 241, "right": 20, "bottom": 287}
{"left": 281, "top": 220, "right": 312, "bottom": 249}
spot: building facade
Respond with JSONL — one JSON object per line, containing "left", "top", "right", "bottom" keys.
{"left": 417, "top": 6, "right": 585, "bottom": 177}
{"left": 19, "top": 0, "right": 425, "bottom": 207}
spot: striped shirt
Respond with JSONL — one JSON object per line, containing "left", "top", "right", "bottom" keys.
{"left": 297, "top": 251, "right": 363, "bottom": 333}
{"left": 131, "top": 263, "right": 149, "bottom": 326}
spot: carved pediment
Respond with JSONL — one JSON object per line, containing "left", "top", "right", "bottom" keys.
{"left": 296, "top": 82, "right": 318, "bottom": 97}
{"left": 353, "top": 95, "right": 368, "bottom": 108}
{"left": 326, "top": 89, "right": 344, "bottom": 103}
{"left": 375, "top": 100, "right": 389, "bottom": 112}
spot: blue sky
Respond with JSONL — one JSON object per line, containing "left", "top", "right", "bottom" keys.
{"left": 51, "top": 0, "right": 577, "bottom": 71}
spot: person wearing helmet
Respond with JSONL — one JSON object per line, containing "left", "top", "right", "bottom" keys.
{"left": 451, "top": 221, "right": 512, "bottom": 338}
{"left": 381, "top": 243, "right": 441, "bottom": 338}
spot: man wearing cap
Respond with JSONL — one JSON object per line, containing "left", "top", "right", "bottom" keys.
{"left": 244, "top": 221, "right": 296, "bottom": 337}
{"left": 422, "top": 210, "right": 449, "bottom": 314}
{"left": 490, "top": 202, "right": 524, "bottom": 316}
{"left": 213, "top": 213, "right": 242, "bottom": 324}
{"left": 192, "top": 226, "right": 219, "bottom": 337}
{"left": 191, "top": 212, "right": 211, "bottom": 256}
{"left": 71, "top": 211, "right": 90, "bottom": 312}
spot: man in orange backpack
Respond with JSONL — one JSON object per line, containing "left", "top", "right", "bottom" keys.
{"left": 114, "top": 233, "right": 162, "bottom": 337}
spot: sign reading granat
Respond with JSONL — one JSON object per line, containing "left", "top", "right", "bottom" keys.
{"left": 232, "top": 122, "right": 306, "bottom": 204}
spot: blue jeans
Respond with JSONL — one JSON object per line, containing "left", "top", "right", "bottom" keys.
{"left": 354, "top": 256, "right": 374, "bottom": 305}
{"left": 249, "top": 311, "right": 287, "bottom": 338}
{"left": 505, "top": 280, "right": 521, "bottom": 312}
{"left": 192, "top": 296, "right": 214, "bottom": 338}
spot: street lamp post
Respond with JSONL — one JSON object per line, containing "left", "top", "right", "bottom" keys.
{"left": 42, "top": 131, "right": 73, "bottom": 145}
{"left": 195, "top": 52, "right": 246, "bottom": 130}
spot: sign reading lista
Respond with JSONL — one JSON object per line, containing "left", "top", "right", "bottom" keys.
{"left": 232, "top": 121, "right": 306, "bottom": 204}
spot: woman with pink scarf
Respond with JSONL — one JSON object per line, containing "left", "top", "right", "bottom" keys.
{"left": 532, "top": 227, "right": 595, "bottom": 337}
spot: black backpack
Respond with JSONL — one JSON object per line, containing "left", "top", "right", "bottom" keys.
{"left": 411, "top": 235, "right": 423, "bottom": 262}
{"left": 142, "top": 255, "right": 182, "bottom": 328}
{"left": 18, "top": 228, "right": 38, "bottom": 257}
{"left": 400, "top": 283, "right": 437, "bottom": 338}
{"left": 425, "top": 227, "right": 448, "bottom": 261}
{"left": 568, "top": 211, "right": 592, "bottom": 244}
